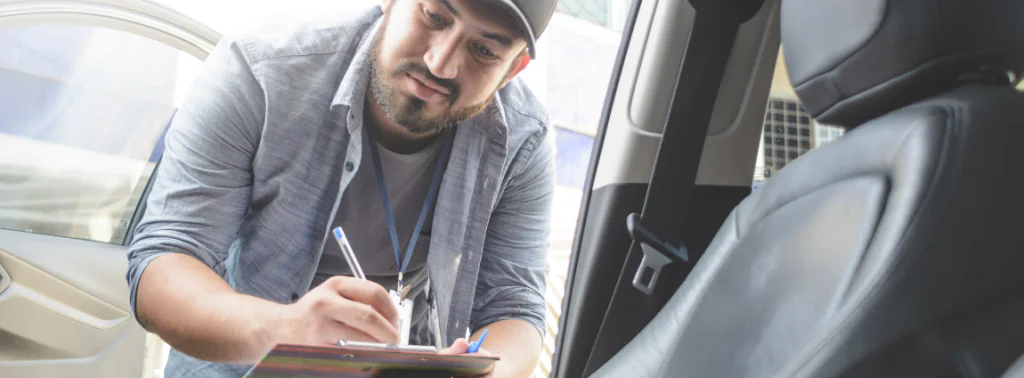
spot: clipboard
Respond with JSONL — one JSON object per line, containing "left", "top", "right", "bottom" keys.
{"left": 244, "top": 343, "right": 500, "bottom": 378}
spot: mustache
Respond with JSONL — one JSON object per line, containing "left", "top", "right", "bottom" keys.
{"left": 392, "top": 62, "right": 460, "bottom": 105}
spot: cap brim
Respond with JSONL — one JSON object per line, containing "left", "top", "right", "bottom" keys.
{"left": 483, "top": 0, "right": 538, "bottom": 59}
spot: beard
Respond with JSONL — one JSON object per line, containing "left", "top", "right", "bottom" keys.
{"left": 368, "top": 15, "right": 500, "bottom": 135}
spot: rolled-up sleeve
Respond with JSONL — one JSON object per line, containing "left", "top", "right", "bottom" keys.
{"left": 470, "top": 127, "right": 555, "bottom": 338}
{"left": 125, "top": 35, "right": 265, "bottom": 324}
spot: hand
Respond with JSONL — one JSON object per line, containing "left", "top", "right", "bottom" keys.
{"left": 439, "top": 339, "right": 495, "bottom": 377}
{"left": 269, "top": 276, "right": 400, "bottom": 347}
{"left": 438, "top": 338, "right": 492, "bottom": 356}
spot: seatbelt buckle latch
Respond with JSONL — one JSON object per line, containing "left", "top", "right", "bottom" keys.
{"left": 626, "top": 213, "right": 689, "bottom": 295}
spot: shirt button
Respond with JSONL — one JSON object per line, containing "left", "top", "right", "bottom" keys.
{"left": 290, "top": 292, "right": 299, "bottom": 302}
{"left": 345, "top": 161, "right": 355, "bottom": 172}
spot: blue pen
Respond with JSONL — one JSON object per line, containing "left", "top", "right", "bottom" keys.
{"left": 333, "top": 227, "right": 366, "bottom": 280}
{"left": 467, "top": 329, "right": 488, "bottom": 354}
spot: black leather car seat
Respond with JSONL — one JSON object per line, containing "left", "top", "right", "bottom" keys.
{"left": 1002, "top": 354, "right": 1024, "bottom": 378}
{"left": 592, "top": 0, "right": 1024, "bottom": 377}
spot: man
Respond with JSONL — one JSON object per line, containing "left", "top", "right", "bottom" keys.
{"left": 125, "top": 0, "right": 558, "bottom": 376}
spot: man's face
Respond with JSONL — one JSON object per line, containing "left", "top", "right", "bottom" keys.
{"left": 370, "top": 0, "right": 530, "bottom": 134}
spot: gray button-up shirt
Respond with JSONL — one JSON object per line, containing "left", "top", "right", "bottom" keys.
{"left": 126, "top": 5, "right": 553, "bottom": 377}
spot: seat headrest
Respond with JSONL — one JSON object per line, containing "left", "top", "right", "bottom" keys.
{"left": 782, "top": 0, "right": 1024, "bottom": 128}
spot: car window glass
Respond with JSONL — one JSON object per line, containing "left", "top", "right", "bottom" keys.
{"left": 0, "top": 24, "right": 202, "bottom": 244}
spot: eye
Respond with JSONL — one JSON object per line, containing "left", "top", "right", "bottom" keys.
{"left": 423, "top": 7, "right": 447, "bottom": 27}
{"left": 473, "top": 43, "right": 496, "bottom": 59}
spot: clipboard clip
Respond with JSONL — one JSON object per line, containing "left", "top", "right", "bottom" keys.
{"left": 337, "top": 340, "right": 438, "bottom": 353}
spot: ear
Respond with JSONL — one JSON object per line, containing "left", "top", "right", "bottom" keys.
{"left": 500, "top": 51, "right": 531, "bottom": 88}
{"left": 381, "top": 0, "right": 394, "bottom": 13}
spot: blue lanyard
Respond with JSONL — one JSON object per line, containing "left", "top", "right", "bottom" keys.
{"left": 366, "top": 129, "right": 454, "bottom": 287}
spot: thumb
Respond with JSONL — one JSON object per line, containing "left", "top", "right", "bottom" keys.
{"left": 438, "top": 338, "right": 470, "bottom": 355}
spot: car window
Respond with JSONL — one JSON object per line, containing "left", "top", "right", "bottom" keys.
{"left": 557, "top": 0, "right": 633, "bottom": 32}
{"left": 519, "top": 2, "right": 634, "bottom": 376}
{"left": 0, "top": 24, "right": 202, "bottom": 244}
{"left": 753, "top": 48, "right": 845, "bottom": 187}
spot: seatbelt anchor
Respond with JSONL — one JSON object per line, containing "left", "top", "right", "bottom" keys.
{"left": 626, "top": 213, "right": 689, "bottom": 295}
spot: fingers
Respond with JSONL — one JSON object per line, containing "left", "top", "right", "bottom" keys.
{"left": 438, "top": 338, "right": 493, "bottom": 356}
{"left": 438, "top": 338, "right": 470, "bottom": 355}
{"left": 324, "top": 322, "right": 378, "bottom": 345}
{"left": 322, "top": 298, "right": 400, "bottom": 344}
{"left": 326, "top": 276, "right": 400, "bottom": 329}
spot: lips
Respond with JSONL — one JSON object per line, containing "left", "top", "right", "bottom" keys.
{"left": 405, "top": 73, "right": 450, "bottom": 104}
{"left": 409, "top": 72, "right": 450, "bottom": 95}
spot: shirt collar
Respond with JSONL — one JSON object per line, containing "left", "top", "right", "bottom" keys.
{"left": 332, "top": 6, "right": 383, "bottom": 133}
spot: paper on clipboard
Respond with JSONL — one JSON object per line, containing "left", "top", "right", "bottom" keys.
{"left": 245, "top": 343, "right": 499, "bottom": 378}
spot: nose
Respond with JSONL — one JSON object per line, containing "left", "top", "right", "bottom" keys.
{"left": 423, "top": 33, "right": 460, "bottom": 80}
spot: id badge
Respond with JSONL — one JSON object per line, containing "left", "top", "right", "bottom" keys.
{"left": 389, "top": 290, "right": 414, "bottom": 345}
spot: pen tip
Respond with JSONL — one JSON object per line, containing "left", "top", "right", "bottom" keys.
{"left": 333, "top": 227, "right": 344, "bottom": 240}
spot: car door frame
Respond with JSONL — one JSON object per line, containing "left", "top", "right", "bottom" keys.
{"left": 551, "top": 0, "right": 783, "bottom": 376}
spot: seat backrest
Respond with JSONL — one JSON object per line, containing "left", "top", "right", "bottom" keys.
{"left": 1001, "top": 354, "right": 1024, "bottom": 378}
{"left": 593, "top": 0, "right": 1024, "bottom": 377}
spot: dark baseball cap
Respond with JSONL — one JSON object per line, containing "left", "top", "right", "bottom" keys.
{"left": 484, "top": 0, "right": 558, "bottom": 59}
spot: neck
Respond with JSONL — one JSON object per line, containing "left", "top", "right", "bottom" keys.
{"left": 365, "top": 97, "right": 440, "bottom": 154}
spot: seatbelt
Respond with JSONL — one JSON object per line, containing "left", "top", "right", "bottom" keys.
{"left": 582, "top": 1, "right": 755, "bottom": 374}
